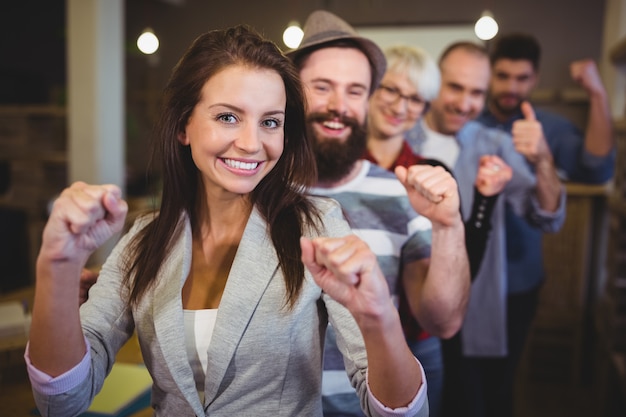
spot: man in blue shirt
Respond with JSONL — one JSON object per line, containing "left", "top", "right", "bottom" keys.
{"left": 476, "top": 32, "right": 615, "bottom": 416}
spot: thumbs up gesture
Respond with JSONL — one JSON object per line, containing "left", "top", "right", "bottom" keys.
{"left": 511, "top": 101, "right": 551, "bottom": 165}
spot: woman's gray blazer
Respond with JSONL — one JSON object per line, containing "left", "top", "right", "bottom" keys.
{"left": 32, "top": 197, "right": 426, "bottom": 417}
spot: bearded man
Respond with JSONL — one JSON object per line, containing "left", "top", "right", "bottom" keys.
{"left": 289, "top": 10, "right": 470, "bottom": 417}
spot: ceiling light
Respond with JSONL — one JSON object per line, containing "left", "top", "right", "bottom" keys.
{"left": 474, "top": 10, "right": 499, "bottom": 41}
{"left": 283, "top": 21, "right": 304, "bottom": 49}
{"left": 137, "top": 28, "right": 159, "bottom": 55}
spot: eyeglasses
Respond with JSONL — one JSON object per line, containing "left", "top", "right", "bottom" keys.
{"left": 377, "top": 84, "right": 426, "bottom": 112}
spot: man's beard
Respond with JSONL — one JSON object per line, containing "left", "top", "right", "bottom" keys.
{"left": 491, "top": 93, "right": 523, "bottom": 117}
{"left": 307, "top": 112, "right": 367, "bottom": 184}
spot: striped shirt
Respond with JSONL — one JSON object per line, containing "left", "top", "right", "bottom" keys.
{"left": 311, "top": 160, "right": 432, "bottom": 417}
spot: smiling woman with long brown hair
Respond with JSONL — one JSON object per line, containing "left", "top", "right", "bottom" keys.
{"left": 25, "top": 25, "right": 427, "bottom": 417}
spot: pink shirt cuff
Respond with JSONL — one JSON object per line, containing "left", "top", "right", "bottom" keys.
{"left": 24, "top": 338, "right": 92, "bottom": 396}
{"left": 366, "top": 356, "right": 428, "bottom": 417}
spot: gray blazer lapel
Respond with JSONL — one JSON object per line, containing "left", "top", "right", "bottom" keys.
{"left": 152, "top": 217, "right": 205, "bottom": 415}
{"left": 203, "top": 207, "right": 278, "bottom": 405}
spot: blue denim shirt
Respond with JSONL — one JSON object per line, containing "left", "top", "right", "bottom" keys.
{"left": 477, "top": 107, "right": 615, "bottom": 294}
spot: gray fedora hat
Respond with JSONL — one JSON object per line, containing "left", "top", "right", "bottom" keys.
{"left": 287, "top": 10, "right": 387, "bottom": 91}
